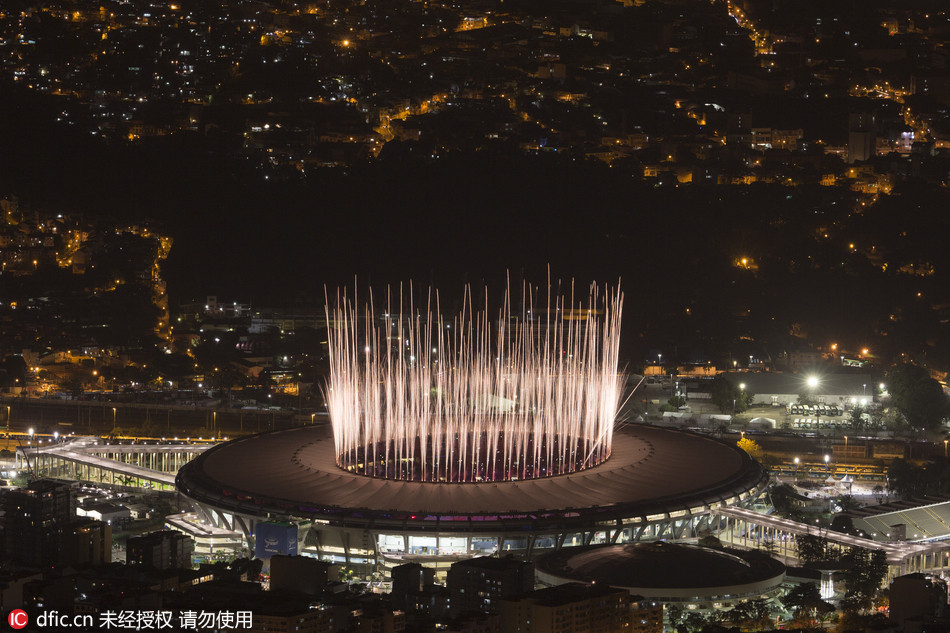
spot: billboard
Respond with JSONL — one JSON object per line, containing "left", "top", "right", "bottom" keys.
{"left": 254, "top": 522, "right": 298, "bottom": 559}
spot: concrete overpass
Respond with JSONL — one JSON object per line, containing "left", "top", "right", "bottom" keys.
{"left": 16, "top": 436, "right": 211, "bottom": 491}
{"left": 718, "top": 506, "right": 950, "bottom": 575}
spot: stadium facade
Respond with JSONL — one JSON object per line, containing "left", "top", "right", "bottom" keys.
{"left": 176, "top": 424, "right": 767, "bottom": 573}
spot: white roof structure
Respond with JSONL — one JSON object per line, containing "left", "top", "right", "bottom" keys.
{"left": 843, "top": 497, "right": 950, "bottom": 542}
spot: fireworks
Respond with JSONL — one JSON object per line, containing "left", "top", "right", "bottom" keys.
{"left": 324, "top": 280, "right": 624, "bottom": 483}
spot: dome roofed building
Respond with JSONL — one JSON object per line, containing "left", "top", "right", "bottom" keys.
{"left": 536, "top": 542, "right": 786, "bottom": 612}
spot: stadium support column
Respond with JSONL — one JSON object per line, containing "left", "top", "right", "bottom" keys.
{"left": 342, "top": 530, "right": 352, "bottom": 565}
{"left": 372, "top": 535, "right": 379, "bottom": 570}
{"left": 610, "top": 522, "right": 622, "bottom": 543}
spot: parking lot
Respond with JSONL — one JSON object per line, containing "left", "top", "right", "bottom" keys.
{"left": 786, "top": 403, "right": 841, "bottom": 417}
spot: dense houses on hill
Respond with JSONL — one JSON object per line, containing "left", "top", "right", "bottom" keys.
{"left": 1, "top": 0, "right": 949, "bottom": 183}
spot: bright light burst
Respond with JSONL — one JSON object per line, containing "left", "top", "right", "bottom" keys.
{"left": 325, "top": 280, "right": 624, "bottom": 483}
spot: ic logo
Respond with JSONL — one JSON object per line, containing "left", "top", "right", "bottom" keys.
{"left": 7, "top": 610, "right": 28, "bottom": 630}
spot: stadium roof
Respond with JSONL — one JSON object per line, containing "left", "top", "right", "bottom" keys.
{"left": 842, "top": 497, "right": 950, "bottom": 542}
{"left": 536, "top": 542, "right": 786, "bottom": 590}
{"left": 177, "top": 425, "right": 766, "bottom": 530}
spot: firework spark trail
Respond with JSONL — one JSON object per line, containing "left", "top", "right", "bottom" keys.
{"left": 325, "top": 280, "right": 624, "bottom": 482}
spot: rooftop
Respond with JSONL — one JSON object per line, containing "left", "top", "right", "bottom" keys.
{"left": 176, "top": 424, "right": 766, "bottom": 529}
{"left": 722, "top": 372, "right": 877, "bottom": 396}
{"left": 841, "top": 497, "right": 950, "bottom": 542}
{"left": 536, "top": 542, "right": 786, "bottom": 590}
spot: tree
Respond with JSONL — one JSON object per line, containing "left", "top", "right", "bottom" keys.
{"left": 872, "top": 485, "right": 886, "bottom": 504}
{"left": 770, "top": 483, "right": 798, "bottom": 516}
{"left": 95, "top": 283, "right": 161, "bottom": 350}
{"left": 832, "top": 514, "right": 856, "bottom": 535}
{"left": 886, "top": 458, "right": 950, "bottom": 498}
{"left": 888, "top": 458, "right": 921, "bottom": 498}
{"left": 63, "top": 376, "right": 85, "bottom": 398}
{"left": 839, "top": 548, "right": 888, "bottom": 613}
{"left": 887, "top": 363, "right": 949, "bottom": 430}
{"left": 211, "top": 366, "right": 247, "bottom": 400}
{"left": 781, "top": 582, "right": 835, "bottom": 626}
{"left": 136, "top": 418, "right": 164, "bottom": 438}
{"left": 848, "top": 405, "right": 866, "bottom": 432}
{"left": 796, "top": 534, "right": 831, "bottom": 566}
{"left": 711, "top": 376, "right": 735, "bottom": 413}
{"left": 724, "top": 598, "right": 771, "bottom": 631}
{"left": 667, "top": 605, "right": 685, "bottom": 633}
{"left": 868, "top": 407, "right": 886, "bottom": 431}
{"left": 193, "top": 331, "right": 243, "bottom": 373}
{"left": 0, "top": 356, "right": 27, "bottom": 387}
{"left": 835, "top": 495, "right": 862, "bottom": 511}
{"left": 836, "top": 609, "right": 872, "bottom": 632}
{"left": 698, "top": 535, "right": 723, "bottom": 548}
{"left": 737, "top": 437, "right": 763, "bottom": 460}
{"left": 759, "top": 453, "right": 781, "bottom": 470}
{"left": 683, "top": 611, "right": 711, "bottom": 632}
{"left": 710, "top": 376, "right": 754, "bottom": 414}
{"left": 668, "top": 395, "right": 687, "bottom": 408}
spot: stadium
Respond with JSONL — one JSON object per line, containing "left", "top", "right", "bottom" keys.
{"left": 176, "top": 282, "right": 768, "bottom": 573}
{"left": 177, "top": 424, "right": 767, "bottom": 573}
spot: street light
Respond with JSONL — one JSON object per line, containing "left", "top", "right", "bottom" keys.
{"left": 112, "top": 407, "right": 117, "bottom": 433}
{"left": 733, "top": 383, "right": 747, "bottom": 421}
{"left": 807, "top": 375, "right": 820, "bottom": 435}
{"left": 945, "top": 439, "right": 948, "bottom": 458}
